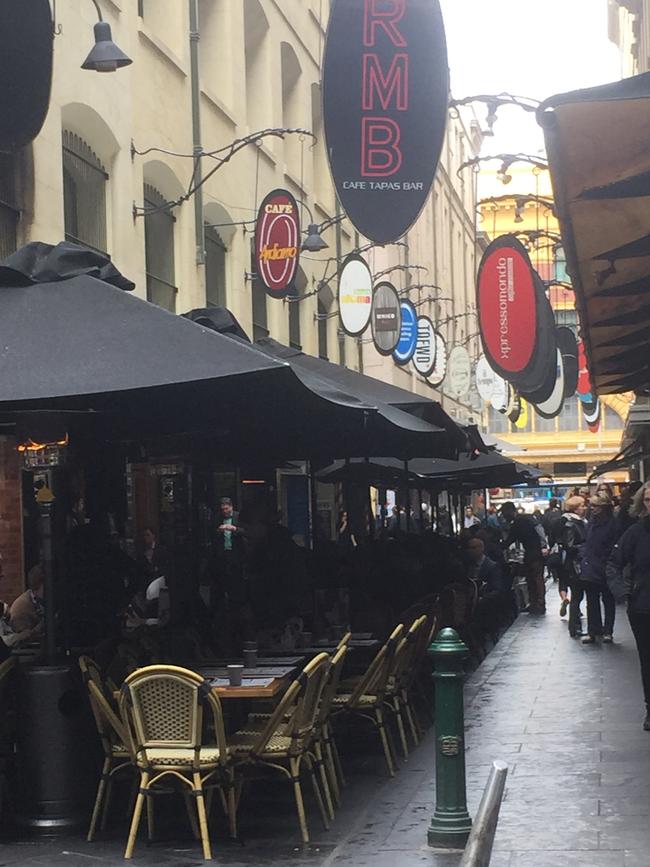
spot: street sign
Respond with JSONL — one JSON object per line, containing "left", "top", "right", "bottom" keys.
{"left": 393, "top": 300, "right": 418, "bottom": 365}
{"left": 322, "top": 0, "right": 449, "bottom": 243}
{"left": 254, "top": 189, "right": 301, "bottom": 297}
{"left": 371, "top": 281, "right": 402, "bottom": 356}
{"left": 412, "top": 315, "right": 436, "bottom": 377}
{"left": 338, "top": 253, "right": 373, "bottom": 336}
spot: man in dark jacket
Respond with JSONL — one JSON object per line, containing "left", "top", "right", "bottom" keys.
{"left": 580, "top": 494, "right": 618, "bottom": 643}
{"left": 607, "top": 483, "right": 650, "bottom": 731}
{"left": 501, "top": 502, "right": 547, "bottom": 615}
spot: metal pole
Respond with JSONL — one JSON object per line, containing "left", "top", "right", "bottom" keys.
{"left": 39, "top": 501, "right": 56, "bottom": 664}
{"left": 428, "top": 628, "right": 473, "bottom": 849}
{"left": 189, "top": 0, "right": 205, "bottom": 266}
{"left": 459, "top": 761, "right": 508, "bottom": 867}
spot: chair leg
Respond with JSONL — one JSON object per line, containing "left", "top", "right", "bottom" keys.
{"left": 87, "top": 758, "right": 110, "bottom": 842}
{"left": 306, "top": 754, "right": 330, "bottom": 831}
{"left": 101, "top": 774, "right": 115, "bottom": 832}
{"left": 392, "top": 697, "right": 409, "bottom": 760}
{"left": 404, "top": 695, "right": 420, "bottom": 745}
{"left": 290, "top": 757, "right": 310, "bottom": 844}
{"left": 330, "top": 734, "right": 346, "bottom": 788}
{"left": 183, "top": 792, "right": 200, "bottom": 840}
{"left": 193, "top": 773, "right": 212, "bottom": 860}
{"left": 323, "top": 737, "right": 341, "bottom": 808}
{"left": 146, "top": 795, "right": 155, "bottom": 842}
{"left": 227, "top": 775, "right": 238, "bottom": 840}
{"left": 375, "top": 709, "right": 395, "bottom": 777}
{"left": 125, "top": 771, "right": 148, "bottom": 860}
{"left": 314, "top": 742, "right": 335, "bottom": 821}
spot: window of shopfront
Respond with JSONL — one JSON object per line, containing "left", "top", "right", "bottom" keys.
{"left": 205, "top": 225, "right": 226, "bottom": 307}
{"left": 143, "top": 184, "right": 177, "bottom": 312}
{"left": 0, "top": 152, "right": 18, "bottom": 259}
{"left": 318, "top": 299, "right": 329, "bottom": 360}
{"left": 62, "top": 130, "right": 108, "bottom": 255}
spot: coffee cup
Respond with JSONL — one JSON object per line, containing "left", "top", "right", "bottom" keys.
{"left": 243, "top": 649, "right": 257, "bottom": 668}
{"left": 227, "top": 664, "right": 244, "bottom": 686}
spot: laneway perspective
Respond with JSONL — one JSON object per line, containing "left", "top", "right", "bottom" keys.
{"left": 2, "top": 0, "right": 650, "bottom": 864}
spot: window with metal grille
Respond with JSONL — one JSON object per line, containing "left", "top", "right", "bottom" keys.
{"left": 143, "top": 184, "right": 177, "bottom": 312}
{"left": 288, "top": 288, "right": 301, "bottom": 349}
{"left": 0, "top": 152, "right": 19, "bottom": 260}
{"left": 318, "top": 300, "right": 328, "bottom": 360}
{"left": 205, "top": 225, "right": 226, "bottom": 307}
{"left": 62, "top": 130, "right": 108, "bottom": 254}
{"left": 252, "top": 279, "right": 268, "bottom": 342}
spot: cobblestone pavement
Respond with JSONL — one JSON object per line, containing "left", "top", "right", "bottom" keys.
{"left": 1, "top": 602, "right": 648, "bottom": 865}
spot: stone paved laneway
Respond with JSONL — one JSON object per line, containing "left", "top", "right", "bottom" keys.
{"left": 1, "top": 605, "right": 648, "bottom": 866}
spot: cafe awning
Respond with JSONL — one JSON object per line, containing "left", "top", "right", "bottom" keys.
{"left": 0, "top": 243, "right": 460, "bottom": 461}
{"left": 539, "top": 72, "right": 650, "bottom": 395}
{"left": 316, "top": 452, "right": 544, "bottom": 490}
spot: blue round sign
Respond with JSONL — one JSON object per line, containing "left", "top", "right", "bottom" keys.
{"left": 393, "top": 300, "right": 418, "bottom": 366}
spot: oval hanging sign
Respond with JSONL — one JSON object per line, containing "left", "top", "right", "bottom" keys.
{"left": 255, "top": 189, "right": 301, "bottom": 298}
{"left": 447, "top": 346, "right": 472, "bottom": 399}
{"left": 322, "top": 0, "right": 449, "bottom": 244}
{"left": 428, "top": 331, "right": 447, "bottom": 387}
{"left": 477, "top": 234, "right": 538, "bottom": 383}
{"left": 534, "top": 350, "right": 565, "bottom": 419}
{"left": 491, "top": 379, "right": 510, "bottom": 414}
{"left": 412, "top": 316, "right": 437, "bottom": 377}
{"left": 371, "top": 281, "right": 402, "bottom": 356}
{"left": 393, "top": 300, "right": 418, "bottom": 365}
{"left": 476, "top": 355, "right": 502, "bottom": 402}
{"left": 339, "top": 253, "right": 373, "bottom": 336}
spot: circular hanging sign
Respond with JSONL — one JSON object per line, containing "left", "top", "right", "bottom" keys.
{"left": 393, "top": 300, "right": 418, "bottom": 365}
{"left": 556, "top": 326, "right": 579, "bottom": 399}
{"left": 338, "top": 253, "right": 373, "bottom": 336}
{"left": 371, "top": 281, "right": 402, "bottom": 356}
{"left": 477, "top": 235, "right": 538, "bottom": 383}
{"left": 475, "top": 355, "right": 502, "bottom": 402}
{"left": 254, "top": 189, "right": 301, "bottom": 298}
{"left": 428, "top": 331, "right": 448, "bottom": 387}
{"left": 491, "top": 377, "right": 509, "bottom": 413}
{"left": 412, "top": 316, "right": 437, "bottom": 377}
{"left": 577, "top": 340, "right": 592, "bottom": 396}
{"left": 534, "top": 350, "right": 565, "bottom": 419}
{"left": 322, "top": 0, "right": 449, "bottom": 244}
{"left": 447, "top": 346, "right": 472, "bottom": 399}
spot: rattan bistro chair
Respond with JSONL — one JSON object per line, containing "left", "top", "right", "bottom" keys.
{"left": 79, "top": 656, "right": 134, "bottom": 842}
{"left": 229, "top": 652, "right": 332, "bottom": 845}
{"left": 385, "top": 616, "right": 427, "bottom": 758}
{"left": 330, "top": 624, "right": 404, "bottom": 777}
{"left": 313, "top": 643, "right": 348, "bottom": 816}
{"left": 119, "top": 664, "right": 234, "bottom": 861}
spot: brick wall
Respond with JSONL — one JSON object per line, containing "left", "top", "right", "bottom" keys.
{"left": 0, "top": 437, "right": 23, "bottom": 604}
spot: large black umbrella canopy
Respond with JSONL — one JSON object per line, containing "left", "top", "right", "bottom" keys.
{"left": 317, "top": 453, "right": 544, "bottom": 490}
{"left": 0, "top": 243, "right": 455, "bottom": 461}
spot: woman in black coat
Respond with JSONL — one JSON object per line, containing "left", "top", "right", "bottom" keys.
{"left": 580, "top": 494, "right": 618, "bottom": 644}
{"left": 607, "top": 482, "right": 650, "bottom": 732}
{"left": 559, "top": 496, "right": 588, "bottom": 638}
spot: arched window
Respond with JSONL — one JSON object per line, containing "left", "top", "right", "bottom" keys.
{"left": 143, "top": 184, "right": 176, "bottom": 312}
{"left": 318, "top": 299, "right": 329, "bottom": 359}
{"left": 199, "top": 0, "right": 232, "bottom": 104}
{"left": 281, "top": 42, "right": 302, "bottom": 168}
{"left": 62, "top": 130, "right": 108, "bottom": 254}
{"left": 244, "top": 0, "right": 270, "bottom": 130}
{"left": 0, "top": 152, "right": 18, "bottom": 259}
{"left": 205, "top": 226, "right": 227, "bottom": 307}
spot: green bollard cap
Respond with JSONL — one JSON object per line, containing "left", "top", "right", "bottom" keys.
{"left": 428, "top": 627, "right": 469, "bottom": 658}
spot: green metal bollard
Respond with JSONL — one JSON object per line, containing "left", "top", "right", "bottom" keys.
{"left": 427, "top": 627, "right": 473, "bottom": 849}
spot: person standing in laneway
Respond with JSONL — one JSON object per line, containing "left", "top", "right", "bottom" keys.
{"left": 500, "top": 501, "right": 547, "bottom": 615}
{"left": 559, "top": 496, "right": 588, "bottom": 638}
{"left": 464, "top": 506, "right": 481, "bottom": 530}
{"left": 580, "top": 494, "right": 618, "bottom": 644}
{"left": 607, "top": 482, "right": 650, "bottom": 732}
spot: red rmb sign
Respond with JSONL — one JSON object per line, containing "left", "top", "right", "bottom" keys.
{"left": 477, "top": 235, "right": 538, "bottom": 380}
{"left": 255, "top": 189, "right": 301, "bottom": 297}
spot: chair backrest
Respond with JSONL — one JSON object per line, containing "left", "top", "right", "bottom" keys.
{"left": 119, "top": 664, "right": 228, "bottom": 769}
{"left": 291, "top": 652, "right": 331, "bottom": 743}
{"left": 316, "top": 643, "right": 348, "bottom": 729}
{"left": 247, "top": 677, "right": 303, "bottom": 759}
{"left": 347, "top": 624, "right": 404, "bottom": 707}
{"left": 391, "top": 616, "right": 427, "bottom": 690}
{"left": 79, "top": 655, "right": 129, "bottom": 753}
{"left": 336, "top": 631, "right": 352, "bottom": 650}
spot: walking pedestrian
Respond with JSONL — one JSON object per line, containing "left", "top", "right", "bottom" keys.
{"left": 580, "top": 494, "right": 618, "bottom": 644}
{"left": 607, "top": 482, "right": 650, "bottom": 731}
{"left": 559, "top": 496, "right": 588, "bottom": 637}
{"left": 500, "top": 501, "right": 547, "bottom": 615}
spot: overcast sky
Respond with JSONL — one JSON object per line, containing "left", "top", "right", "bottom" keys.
{"left": 439, "top": 0, "right": 622, "bottom": 154}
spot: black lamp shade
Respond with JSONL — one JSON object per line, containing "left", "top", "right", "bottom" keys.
{"left": 302, "top": 224, "right": 328, "bottom": 252}
{"left": 81, "top": 21, "right": 132, "bottom": 72}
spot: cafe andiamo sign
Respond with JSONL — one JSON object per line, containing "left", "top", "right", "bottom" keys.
{"left": 255, "top": 189, "right": 301, "bottom": 297}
